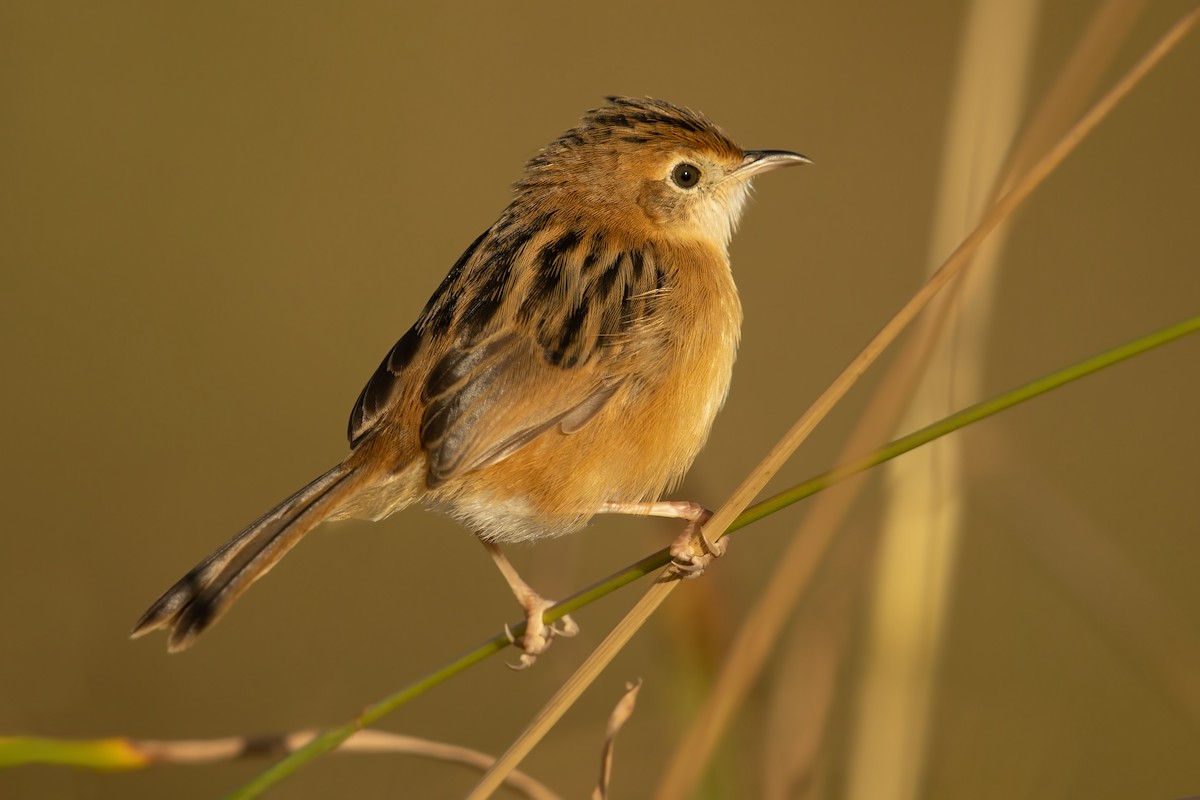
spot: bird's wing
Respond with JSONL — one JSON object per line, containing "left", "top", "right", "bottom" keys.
{"left": 347, "top": 221, "right": 667, "bottom": 486}
{"left": 415, "top": 331, "right": 620, "bottom": 485}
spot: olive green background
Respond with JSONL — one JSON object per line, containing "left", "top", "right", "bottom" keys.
{"left": 3, "top": 2, "right": 1198, "bottom": 798}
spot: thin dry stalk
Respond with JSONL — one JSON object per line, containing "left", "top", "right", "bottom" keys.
{"left": 465, "top": 6, "right": 1200, "bottom": 796}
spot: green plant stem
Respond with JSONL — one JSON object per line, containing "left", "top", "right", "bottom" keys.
{"left": 225, "top": 314, "right": 1199, "bottom": 799}
{"left": 733, "top": 313, "right": 1200, "bottom": 532}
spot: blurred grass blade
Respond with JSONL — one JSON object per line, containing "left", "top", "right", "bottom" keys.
{"left": 849, "top": 2, "right": 1038, "bottom": 798}
{"left": 761, "top": 521, "right": 876, "bottom": 799}
{"left": 0, "top": 737, "right": 151, "bottom": 770}
{"left": 1, "top": 732, "right": 559, "bottom": 798}
{"left": 974, "top": 428, "right": 1200, "bottom": 727}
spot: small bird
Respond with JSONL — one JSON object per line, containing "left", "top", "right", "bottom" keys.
{"left": 132, "top": 96, "right": 807, "bottom": 665}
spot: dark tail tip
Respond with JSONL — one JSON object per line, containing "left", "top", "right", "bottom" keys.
{"left": 129, "top": 568, "right": 207, "bottom": 645}
{"left": 130, "top": 459, "right": 365, "bottom": 652}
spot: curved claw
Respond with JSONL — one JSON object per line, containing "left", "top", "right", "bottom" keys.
{"left": 486, "top": 541, "right": 581, "bottom": 669}
{"left": 550, "top": 613, "right": 579, "bottom": 638}
{"left": 507, "top": 652, "right": 539, "bottom": 671}
{"left": 669, "top": 518, "right": 727, "bottom": 578}
{"left": 504, "top": 604, "right": 579, "bottom": 670}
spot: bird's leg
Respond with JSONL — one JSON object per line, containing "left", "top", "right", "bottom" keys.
{"left": 598, "top": 500, "right": 725, "bottom": 576}
{"left": 482, "top": 541, "right": 578, "bottom": 670}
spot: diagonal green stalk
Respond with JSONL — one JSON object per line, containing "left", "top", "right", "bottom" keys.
{"left": 226, "top": 314, "right": 1200, "bottom": 799}
{"left": 731, "top": 313, "right": 1200, "bottom": 533}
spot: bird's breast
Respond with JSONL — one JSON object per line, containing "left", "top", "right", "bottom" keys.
{"left": 638, "top": 244, "right": 743, "bottom": 477}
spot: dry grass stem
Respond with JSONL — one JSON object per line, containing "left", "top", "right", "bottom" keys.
{"left": 592, "top": 680, "right": 643, "bottom": 800}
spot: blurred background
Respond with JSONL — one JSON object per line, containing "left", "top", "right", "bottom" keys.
{"left": 2, "top": 1, "right": 1198, "bottom": 798}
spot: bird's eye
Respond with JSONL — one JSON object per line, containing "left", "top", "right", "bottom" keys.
{"left": 671, "top": 163, "right": 701, "bottom": 189}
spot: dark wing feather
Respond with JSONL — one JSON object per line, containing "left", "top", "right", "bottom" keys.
{"left": 347, "top": 231, "right": 490, "bottom": 446}
{"left": 349, "top": 212, "right": 665, "bottom": 484}
{"left": 348, "top": 326, "right": 422, "bottom": 446}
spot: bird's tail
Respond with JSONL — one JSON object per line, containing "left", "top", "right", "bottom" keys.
{"left": 131, "top": 459, "right": 375, "bottom": 652}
